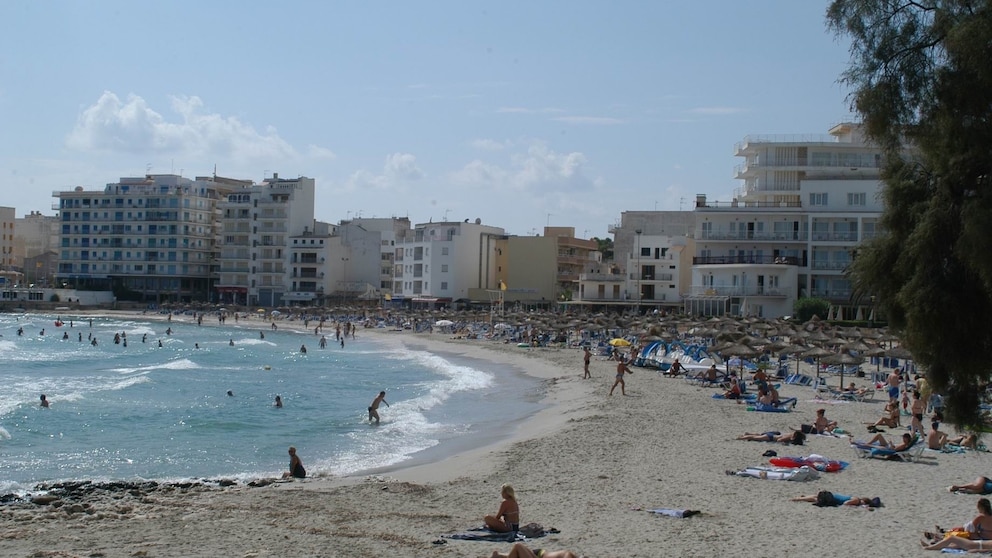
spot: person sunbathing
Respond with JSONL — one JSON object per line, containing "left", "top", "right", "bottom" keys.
{"left": 923, "top": 498, "right": 992, "bottom": 549}
{"left": 791, "top": 492, "right": 882, "bottom": 508}
{"left": 811, "top": 408, "right": 838, "bottom": 434}
{"left": 921, "top": 535, "right": 992, "bottom": 552}
{"left": 949, "top": 478, "right": 992, "bottom": 495}
{"left": 490, "top": 543, "right": 577, "bottom": 558}
{"left": 737, "top": 430, "right": 805, "bottom": 444}
{"left": 864, "top": 432, "right": 914, "bottom": 452}
{"left": 867, "top": 401, "right": 900, "bottom": 430}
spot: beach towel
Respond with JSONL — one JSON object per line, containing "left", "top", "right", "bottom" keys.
{"left": 649, "top": 508, "right": 701, "bottom": 518}
{"left": 442, "top": 523, "right": 555, "bottom": 542}
{"left": 728, "top": 465, "right": 820, "bottom": 481}
{"left": 442, "top": 528, "right": 524, "bottom": 542}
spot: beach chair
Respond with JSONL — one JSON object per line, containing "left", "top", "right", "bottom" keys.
{"left": 851, "top": 435, "right": 924, "bottom": 462}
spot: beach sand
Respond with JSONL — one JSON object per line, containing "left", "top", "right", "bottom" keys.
{"left": 0, "top": 312, "right": 987, "bottom": 557}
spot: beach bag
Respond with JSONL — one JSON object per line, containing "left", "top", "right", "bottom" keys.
{"left": 518, "top": 523, "right": 545, "bottom": 537}
{"left": 800, "top": 424, "right": 816, "bottom": 435}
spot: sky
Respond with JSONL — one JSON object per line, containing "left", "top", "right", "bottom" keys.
{"left": 0, "top": 1, "right": 854, "bottom": 238}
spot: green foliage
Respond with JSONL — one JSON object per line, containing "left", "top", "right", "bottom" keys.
{"left": 793, "top": 297, "right": 831, "bottom": 323}
{"left": 591, "top": 237, "right": 614, "bottom": 261}
{"left": 829, "top": 0, "right": 992, "bottom": 427}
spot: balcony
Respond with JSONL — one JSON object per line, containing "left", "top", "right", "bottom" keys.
{"left": 699, "top": 231, "right": 808, "bottom": 242}
{"left": 692, "top": 255, "right": 800, "bottom": 266}
{"left": 810, "top": 289, "right": 853, "bottom": 301}
{"left": 688, "top": 286, "right": 788, "bottom": 297}
{"left": 694, "top": 200, "right": 803, "bottom": 211}
{"left": 811, "top": 232, "right": 858, "bottom": 242}
{"left": 579, "top": 272, "right": 625, "bottom": 282}
{"left": 810, "top": 260, "right": 850, "bottom": 271}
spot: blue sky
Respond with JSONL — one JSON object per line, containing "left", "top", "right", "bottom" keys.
{"left": 0, "top": 1, "right": 852, "bottom": 237}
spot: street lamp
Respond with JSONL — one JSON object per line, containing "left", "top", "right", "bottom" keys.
{"left": 634, "top": 229, "right": 642, "bottom": 314}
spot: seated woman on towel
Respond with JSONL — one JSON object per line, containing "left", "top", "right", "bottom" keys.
{"left": 922, "top": 498, "right": 992, "bottom": 550}
{"left": 810, "top": 408, "right": 838, "bottom": 434}
{"left": 490, "top": 543, "right": 577, "bottom": 558}
{"left": 866, "top": 401, "right": 900, "bottom": 430}
{"left": 722, "top": 376, "right": 743, "bottom": 400}
{"left": 737, "top": 430, "right": 805, "bottom": 444}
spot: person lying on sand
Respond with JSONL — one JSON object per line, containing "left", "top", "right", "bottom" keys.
{"left": 920, "top": 535, "right": 992, "bottom": 552}
{"left": 490, "top": 543, "right": 577, "bottom": 558}
{"left": 737, "top": 431, "right": 805, "bottom": 445}
{"left": 950, "top": 478, "right": 992, "bottom": 495}
{"left": 791, "top": 492, "right": 881, "bottom": 508}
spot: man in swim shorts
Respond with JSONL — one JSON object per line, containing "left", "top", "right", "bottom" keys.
{"left": 368, "top": 391, "right": 389, "bottom": 424}
{"left": 887, "top": 368, "right": 902, "bottom": 402}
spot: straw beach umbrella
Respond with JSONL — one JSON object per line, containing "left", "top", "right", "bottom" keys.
{"left": 821, "top": 351, "right": 865, "bottom": 388}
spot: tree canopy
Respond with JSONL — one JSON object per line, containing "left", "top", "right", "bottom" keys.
{"left": 828, "top": 0, "right": 992, "bottom": 427}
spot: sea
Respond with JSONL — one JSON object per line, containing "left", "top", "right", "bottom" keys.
{"left": 0, "top": 312, "right": 542, "bottom": 494}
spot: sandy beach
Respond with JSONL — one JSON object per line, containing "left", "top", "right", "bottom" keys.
{"left": 0, "top": 311, "right": 987, "bottom": 557}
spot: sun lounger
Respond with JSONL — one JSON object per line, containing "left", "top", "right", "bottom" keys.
{"left": 851, "top": 436, "right": 924, "bottom": 462}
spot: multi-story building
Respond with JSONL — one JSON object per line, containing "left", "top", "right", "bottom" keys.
{"left": 338, "top": 217, "right": 412, "bottom": 304}
{"left": 53, "top": 175, "right": 232, "bottom": 302}
{"left": 576, "top": 211, "right": 694, "bottom": 311}
{"left": 13, "top": 211, "right": 59, "bottom": 285}
{"left": 214, "top": 173, "right": 315, "bottom": 306}
{"left": 0, "top": 206, "right": 18, "bottom": 286}
{"left": 684, "top": 122, "right": 885, "bottom": 318}
{"left": 492, "top": 234, "right": 558, "bottom": 306}
{"left": 395, "top": 219, "right": 505, "bottom": 306}
{"left": 544, "top": 226, "right": 599, "bottom": 300}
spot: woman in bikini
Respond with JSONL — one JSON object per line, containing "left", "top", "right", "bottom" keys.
{"left": 737, "top": 431, "right": 805, "bottom": 444}
{"left": 484, "top": 484, "right": 520, "bottom": 533}
{"left": 609, "top": 358, "right": 632, "bottom": 396}
{"left": 490, "top": 543, "right": 577, "bottom": 558}
{"left": 923, "top": 498, "right": 992, "bottom": 550}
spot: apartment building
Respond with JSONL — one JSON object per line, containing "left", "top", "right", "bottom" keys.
{"left": 214, "top": 173, "right": 315, "bottom": 307}
{"left": 54, "top": 174, "right": 232, "bottom": 302}
{"left": 576, "top": 211, "right": 694, "bottom": 310}
{"left": 0, "top": 206, "right": 17, "bottom": 286}
{"left": 394, "top": 219, "right": 504, "bottom": 305}
{"left": 685, "top": 122, "right": 885, "bottom": 318}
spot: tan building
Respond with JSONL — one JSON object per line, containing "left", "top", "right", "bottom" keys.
{"left": 544, "top": 226, "right": 599, "bottom": 300}
{"left": 0, "top": 206, "right": 18, "bottom": 287}
{"left": 487, "top": 234, "right": 558, "bottom": 306}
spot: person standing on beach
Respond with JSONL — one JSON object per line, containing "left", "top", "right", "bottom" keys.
{"left": 887, "top": 368, "right": 901, "bottom": 402}
{"left": 609, "top": 357, "right": 632, "bottom": 396}
{"left": 281, "top": 446, "right": 306, "bottom": 479}
{"left": 583, "top": 347, "right": 592, "bottom": 379}
{"left": 368, "top": 391, "right": 389, "bottom": 424}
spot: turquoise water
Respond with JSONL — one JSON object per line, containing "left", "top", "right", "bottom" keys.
{"left": 0, "top": 313, "right": 541, "bottom": 493}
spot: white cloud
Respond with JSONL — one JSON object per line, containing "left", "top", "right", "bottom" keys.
{"left": 552, "top": 116, "right": 625, "bottom": 125}
{"left": 307, "top": 145, "right": 337, "bottom": 160}
{"left": 451, "top": 141, "right": 595, "bottom": 195}
{"left": 66, "top": 91, "right": 334, "bottom": 164}
{"left": 346, "top": 152, "right": 424, "bottom": 191}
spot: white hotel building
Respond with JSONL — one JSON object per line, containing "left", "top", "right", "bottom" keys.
{"left": 684, "top": 122, "right": 885, "bottom": 319}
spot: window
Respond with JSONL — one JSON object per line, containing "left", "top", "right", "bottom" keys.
{"left": 440, "top": 282, "right": 447, "bottom": 290}
{"left": 809, "top": 193, "right": 828, "bottom": 206}
{"left": 847, "top": 192, "right": 866, "bottom": 206}
{"left": 441, "top": 247, "right": 449, "bottom": 255}
{"left": 441, "top": 264, "right": 448, "bottom": 272}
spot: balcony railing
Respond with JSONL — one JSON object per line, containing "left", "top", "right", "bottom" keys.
{"left": 810, "top": 289, "right": 853, "bottom": 300}
{"left": 699, "top": 231, "right": 808, "bottom": 242}
{"left": 579, "top": 273, "right": 626, "bottom": 282}
{"left": 692, "top": 255, "right": 800, "bottom": 266}
{"left": 810, "top": 261, "right": 850, "bottom": 270}
{"left": 688, "top": 286, "right": 788, "bottom": 297}
{"left": 811, "top": 232, "right": 859, "bottom": 242}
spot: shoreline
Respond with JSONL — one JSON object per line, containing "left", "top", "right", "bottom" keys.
{"left": 2, "top": 309, "right": 989, "bottom": 557}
